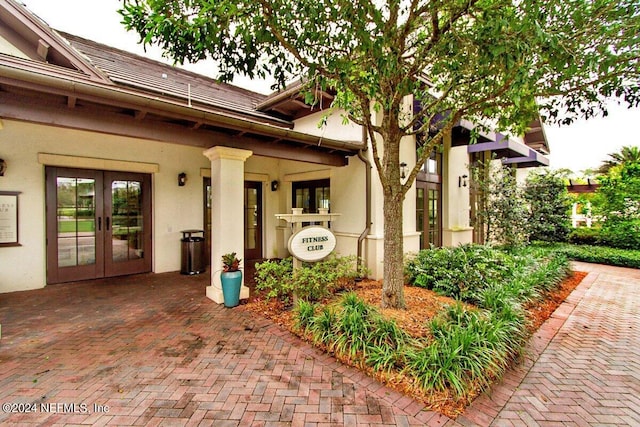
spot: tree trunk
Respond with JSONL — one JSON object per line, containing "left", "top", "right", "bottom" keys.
{"left": 381, "top": 189, "right": 406, "bottom": 309}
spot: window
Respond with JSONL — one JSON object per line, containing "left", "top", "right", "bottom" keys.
{"left": 292, "top": 179, "right": 330, "bottom": 213}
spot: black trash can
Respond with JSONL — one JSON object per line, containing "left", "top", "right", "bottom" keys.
{"left": 180, "top": 229, "right": 206, "bottom": 275}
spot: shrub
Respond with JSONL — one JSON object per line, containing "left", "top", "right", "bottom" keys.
{"left": 294, "top": 255, "right": 367, "bottom": 301}
{"left": 302, "top": 293, "right": 410, "bottom": 369}
{"left": 599, "top": 218, "right": 640, "bottom": 250}
{"left": 406, "top": 303, "right": 527, "bottom": 398}
{"left": 533, "top": 242, "right": 640, "bottom": 269}
{"left": 366, "top": 317, "right": 410, "bottom": 371}
{"left": 405, "top": 245, "right": 519, "bottom": 303}
{"left": 309, "top": 306, "right": 338, "bottom": 346}
{"left": 471, "top": 162, "right": 529, "bottom": 247}
{"left": 255, "top": 255, "right": 368, "bottom": 303}
{"left": 594, "top": 161, "right": 640, "bottom": 250}
{"left": 524, "top": 169, "right": 572, "bottom": 243}
{"left": 568, "top": 227, "right": 601, "bottom": 245}
{"left": 292, "top": 244, "right": 572, "bottom": 401}
{"left": 293, "top": 299, "right": 317, "bottom": 332}
{"left": 254, "top": 258, "right": 294, "bottom": 302}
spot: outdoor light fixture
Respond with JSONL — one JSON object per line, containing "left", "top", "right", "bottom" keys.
{"left": 178, "top": 172, "right": 187, "bottom": 186}
{"left": 0, "top": 158, "right": 6, "bottom": 176}
{"left": 271, "top": 180, "right": 279, "bottom": 191}
{"left": 458, "top": 174, "right": 468, "bottom": 188}
{"left": 400, "top": 162, "right": 408, "bottom": 179}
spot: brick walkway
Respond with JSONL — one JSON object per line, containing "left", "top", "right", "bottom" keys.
{"left": 1, "top": 262, "right": 638, "bottom": 426}
{"left": 453, "top": 262, "right": 640, "bottom": 427}
{"left": 0, "top": 272, "right": 447, "bottom": 426}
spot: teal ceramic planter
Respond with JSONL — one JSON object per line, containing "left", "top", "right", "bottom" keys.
{"left": 220, "top": 270, "right": 242, "bottom": 307}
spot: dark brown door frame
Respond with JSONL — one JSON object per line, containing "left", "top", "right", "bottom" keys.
{"left": 416, "top": 180, "right": 442, "bottom": 249}
{"left": 103, "top": 171, "right": 152, "bottom": 277}
{"left": 244, "top": 181, "right": 263, "bottom": 260}
{"left": 46, "top": 167, "right": 104, "bottom": 283}
{"left": 46, "top": 167, "right": 152, "bottom": 284}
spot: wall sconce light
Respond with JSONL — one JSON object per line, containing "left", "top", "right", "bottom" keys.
{"left": 458, "top": 174, "right": 468, "bottom": 188}
{"left": 400, "top": 162, "right": 408, "bottom": 179}
{"left": 271, "top": 180, "right": 279, "bottom": 191}
{"left": 178, "top": 172, "right": 187, "bottom": 186}
{"left": 0, "top": 158, "right": 6, "bottom": 176}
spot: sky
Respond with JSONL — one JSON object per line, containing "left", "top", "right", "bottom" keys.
{"left": 19, "top": 0, "right": 640, "bottom": 175}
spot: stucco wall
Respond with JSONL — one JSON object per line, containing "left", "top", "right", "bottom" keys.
{"left": 0, "top": 119, "right": 210, "bottom": 293}
{"left": 0, "top": 110, "right": 436, "bottom": 292}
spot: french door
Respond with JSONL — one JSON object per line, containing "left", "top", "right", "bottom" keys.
{"left": 46, "top": 167, "right": 152, "bottom": 284}
{"left": 244, "top": 181, "right": 263, "bottom": 260}
{"left": 416, "top": 181, "right": 442, "bottom": 249}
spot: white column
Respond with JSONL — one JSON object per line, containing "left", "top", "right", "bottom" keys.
{"left": 203, "top": 146, "right": 253, "bottom": 304}
{"left": 442, "top": 139, "right": 473, "bottom": 246}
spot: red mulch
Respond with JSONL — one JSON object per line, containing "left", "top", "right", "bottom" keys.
{"left": 243, "top": 271, "right": 587, "bottom": 418}
{"left": 525, "top": 271, "right": 587, "bottom": 332}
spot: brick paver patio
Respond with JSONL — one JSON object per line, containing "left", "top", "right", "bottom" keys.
{"left": 0, "top": 272, "right": 447, "bottom": 426}
{"left": 1, "top": 262, "right": 638, "bottom": 426}
{"left": 453, "top": 262, "right": 640, "bottom": 427}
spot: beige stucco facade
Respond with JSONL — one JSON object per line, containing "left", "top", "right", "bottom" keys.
{"left": 0, "top": 110, "right": 427, "bottom": 294}
{"left": 0, "top": 0, "right": 549, "bottom": 297}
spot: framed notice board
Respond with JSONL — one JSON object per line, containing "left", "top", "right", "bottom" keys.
{"left": 0, "top": 191, "right": 20, "bottom": 247}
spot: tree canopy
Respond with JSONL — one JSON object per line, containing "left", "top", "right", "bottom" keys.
{"left": 598, "top": 145, "right": 640, "bottom": 174}
{"left": 120, "top": 0, "right": 640, "bottom": 308}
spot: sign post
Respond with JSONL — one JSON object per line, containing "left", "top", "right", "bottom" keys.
{"left": 275, "top": 208, "right": 341, "bottom": 269}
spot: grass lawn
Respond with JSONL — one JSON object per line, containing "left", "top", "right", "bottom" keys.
{"left": 58, "top": 219, "right": 94, "bottom": 233}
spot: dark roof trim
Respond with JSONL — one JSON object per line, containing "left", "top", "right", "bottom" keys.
{"left": 3, "top": 0, "right": 108, "bottom": 80}
{"left": 0, "top": 59, "right": 362, "bottom": 156}
{"left": 502, "top": 149, "right": 550, "bottom": 168}
{"left": 256, "top": 80, "right": 304, "bottom": 110}
{"left": 467, "top": 138, "right": 531, "bottom": 158}
{"left": 567, "top": 179, "right": 599, "bottom": 193}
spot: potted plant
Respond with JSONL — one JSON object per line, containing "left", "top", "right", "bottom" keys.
{"left": 221, "top": 252, "right": 242, "bottom": 307}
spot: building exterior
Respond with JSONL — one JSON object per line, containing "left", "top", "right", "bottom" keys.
{"left": 0, "top": 0, "right": 549, "bottom": 300}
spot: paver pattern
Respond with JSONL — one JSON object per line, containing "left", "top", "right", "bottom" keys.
{"left": 0, "top": 273, "right": 447, "bottom": 426}
{"left": 1, "top": 262, "right": 638, "bottom": 426}
{"left": 453, "top": 262, "right": 640, "bottom": 427}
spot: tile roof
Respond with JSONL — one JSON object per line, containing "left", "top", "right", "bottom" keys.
{"left": 59, "top": 31, "right": 291, "bottom": 126}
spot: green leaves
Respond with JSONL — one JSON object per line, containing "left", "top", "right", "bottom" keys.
{"left": 120, "top": 0, "right": 640, "bottom": 309}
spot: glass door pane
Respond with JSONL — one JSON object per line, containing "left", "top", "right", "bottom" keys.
{"left": 244, "top": 181, "right": 262, "bottom": 260}
{"left": 245, "top": 186, "right": 258, "bottom": 250}
{"left": 56, "top": 177, "right": 96, "bottom": 267}
{"left": 316, "top": 186, "right": 330, "bottom": 210}
{"left": 416, "top": 187, "right": 425, "bottom": 250}
{"left": 104, "top": 171, "right": 151, "bottom": 278}
{"left": 428, "top": 188, "right": 440, "bottom": 247}
{"left": 111, "top": 180, "right": 143, "bottom": 262}
{"left": 204, "top": 178, "right": 212, "bottom": 265}
{"left": 46, "top": 167, "right": 104, "bottom": 284}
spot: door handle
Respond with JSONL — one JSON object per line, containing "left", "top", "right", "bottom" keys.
{"left": 106, "top": 217, "right": 111, "bottom": 231}
{"left": 98, "top": 217, "right": 102, "bottom": 231}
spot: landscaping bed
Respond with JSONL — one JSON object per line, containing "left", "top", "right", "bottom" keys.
{"left": 242, "top": 247, "right": 586, "bottom": 417}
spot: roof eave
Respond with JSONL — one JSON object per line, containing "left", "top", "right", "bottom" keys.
{"left": 0, "top": 61, "right": 362, "bottom": 155}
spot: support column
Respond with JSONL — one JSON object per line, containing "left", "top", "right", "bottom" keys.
{"left": 442, "top": 137, "right": 473, "bottom": 246}
{"left": 203, "top": 146, "right": 253, "bottom": 304}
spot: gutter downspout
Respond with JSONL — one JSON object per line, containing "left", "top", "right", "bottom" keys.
{"left": 356, "top": 126, "right": 372, "bottom": 276}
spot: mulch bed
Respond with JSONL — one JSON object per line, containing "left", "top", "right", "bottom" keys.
{"left": 242, "top": 270, "right": 588, "bottom": 417}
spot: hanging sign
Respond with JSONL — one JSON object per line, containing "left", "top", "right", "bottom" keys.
{"left": 0, "top": 191, "right": 20, "bottom": 247}
{"left": 288, "top": 226, "right": 336, "bottom": 262}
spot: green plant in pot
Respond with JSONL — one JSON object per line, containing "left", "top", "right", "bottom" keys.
{"left": 221, "top": 252, "right": 242, "bottom": 307}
